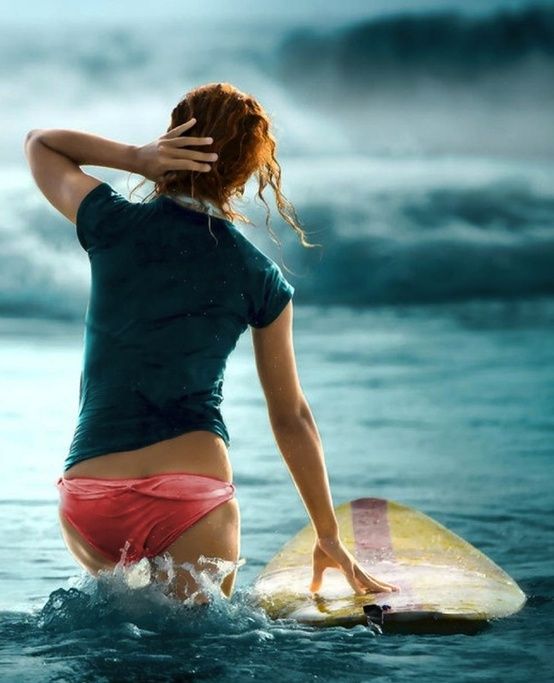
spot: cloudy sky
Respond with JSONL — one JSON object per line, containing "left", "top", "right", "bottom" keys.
{"left": 1, "top": 0, "right": 549, "bottom": 26}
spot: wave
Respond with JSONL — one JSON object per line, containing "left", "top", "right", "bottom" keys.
{"left": 276, "top": 4, "right": 554, "bottom": 86}
{"left": 274, "top": 4, "right": 554, "bottom": 156}
{"left": 289, "top": 178, "right": 554, "bottom": 306}
{"left": 2, "top": 7, "right": 553, "bottom": 320}
{"left": 2, "top": 168, "right": 554, "bottom": 320}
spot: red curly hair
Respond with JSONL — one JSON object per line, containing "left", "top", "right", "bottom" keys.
{"left": 130, "top": 82, "right": 318, "bottom": 250}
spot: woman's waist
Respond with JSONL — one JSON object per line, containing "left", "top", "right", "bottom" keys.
{"left": 64, "top": 429, "right": 232, "bottom": 482}
{"left": 80, "top": 381, "right": 223, "bottom": 413}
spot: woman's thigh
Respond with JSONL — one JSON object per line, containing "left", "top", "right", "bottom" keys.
{"left": 158, "top": 497, "right": 241, "bottom": 602}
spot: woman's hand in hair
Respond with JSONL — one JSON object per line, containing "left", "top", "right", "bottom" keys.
{"left": 134, "top": 118, "right": 218, "bottom": 182}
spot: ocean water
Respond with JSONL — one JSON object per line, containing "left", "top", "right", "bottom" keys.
{"left": 2, "top": 2, "right": 554, "bottom": 681}
{"left": 1, "top": 300, "right": 553, "bottom": 681}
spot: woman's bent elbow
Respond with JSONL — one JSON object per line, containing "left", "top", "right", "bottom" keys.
{"left": 269, "top": 401, "right": 313, "bottom": 433}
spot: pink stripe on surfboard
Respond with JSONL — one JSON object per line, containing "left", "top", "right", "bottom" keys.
{"left": 351, "top": 498, "right": 394, "bottom": 561}
{"left": 351, "top": 498, "right": 421, "bottom": 609}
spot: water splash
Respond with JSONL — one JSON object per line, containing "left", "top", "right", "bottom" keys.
{"left": 37, "top": 551, "right": 250, "bottom": 636}
{"left": 109, "top": 539, "right": 248, "bottom": 604}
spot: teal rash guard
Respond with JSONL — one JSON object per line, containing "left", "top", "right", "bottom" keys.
{"left": 64, "top": 182, "right": 295, "bottom": 472}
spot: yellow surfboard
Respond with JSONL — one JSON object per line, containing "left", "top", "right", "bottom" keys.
{"left": 251, "top": 498, "right": 526, "bottom": 632}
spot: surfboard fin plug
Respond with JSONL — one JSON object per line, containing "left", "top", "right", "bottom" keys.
{"left": 363, "top": 603, "right": 391, "bottom": 632}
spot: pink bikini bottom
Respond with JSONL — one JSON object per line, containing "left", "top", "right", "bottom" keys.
{"left": 56, "top": 472, "right": 236, "bottom": 566}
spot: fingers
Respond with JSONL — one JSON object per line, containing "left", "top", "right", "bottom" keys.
{"left": 158, "top": 160, "right": 212, "bottom": 173}
{"left": 162, "top": 119, "right": 214, "bottom": 148}
{"left": 310, "top": 543, "right": 340, "bottom": 594}
{"left": 354, "top": 564, "right": 400, "bottom": 593}
{"left": 310, "top": 545, "right": 328, "bottom": 593}
{"left": 339, "top": 551, "right": 398, "bottom": 594}
{"left": 160, "top": 149, "right": 218, "bottom": 173}
{"left": 311, "top": 537, "right": 400, "bottom": 597}
{"left": 158, "top": 140, "right": 218, "bottom": 175}
{"left": 153, "top": 140, "right": 219, "bottom": 174}
{"left": 344, "top": 563, "right": 370, "bottom": 596}
{"left": 310, "top": 561, "right": 397, "bottom": 597}
{"left": 172, "top": 160, "right": 213, "bottom": 173}
{"left": 313, "top": 541, "right": 368, "bottom": 596}
{"left": 163, "top": 118, "right": 199, "bottom": 139}
{"left": 170, "top": 148, "right": 218, "bottom": 163}
{"left": 165, "top": 135, "right": 214, "bottom": 148}
{"left": 310, "top": 567, "right": 323, "bottom": 593}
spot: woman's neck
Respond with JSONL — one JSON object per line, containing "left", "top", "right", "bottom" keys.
{"left": 169, "top": 192, "right": 228, "bottom": 220}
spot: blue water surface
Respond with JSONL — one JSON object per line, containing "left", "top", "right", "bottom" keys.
{"left": 0, "top": 300, "right": 552, "bottom": 682}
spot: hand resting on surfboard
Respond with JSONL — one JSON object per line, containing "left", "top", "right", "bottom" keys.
{"left": 310, "top": 534, "right": 399, "bottom": 595}
{"left": 253, "top": 498, "right": 526, "bottom": 629}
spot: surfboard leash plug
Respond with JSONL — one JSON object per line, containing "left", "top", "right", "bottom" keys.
{"left": 363, "top": 603, "right": 391, "bottom": 631}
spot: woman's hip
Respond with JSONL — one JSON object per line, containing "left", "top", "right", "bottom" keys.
{"left": 56, "top": 471, "right": 238, "bottom": 567}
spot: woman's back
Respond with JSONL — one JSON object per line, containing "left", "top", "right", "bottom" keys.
{"left": 27, "top": 102, "right": 395, "bottom": 601}
{"left": 64, "top": 182, "right": 295, "bottom": 479}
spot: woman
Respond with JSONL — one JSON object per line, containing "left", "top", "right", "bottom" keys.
{"left": 24, "top": 82, "right": 398, "bottom": 604}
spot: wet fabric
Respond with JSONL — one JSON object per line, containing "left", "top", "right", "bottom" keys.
{"left": 56, "top": 472, "right": 236, "bottom": 565}
{"left": 65, "top": 182, "right": 295, "bottom": 471}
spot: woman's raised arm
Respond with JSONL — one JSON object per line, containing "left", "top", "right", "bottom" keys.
{"left": 23, "top": 118, "right": 217, "bottom": 224}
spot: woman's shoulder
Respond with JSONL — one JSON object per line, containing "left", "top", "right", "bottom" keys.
{"left": 226, "top": 225, "right": 275, "bottom": 268}
{"left": 76, "top": 181, "right": 158, "bottom": 251}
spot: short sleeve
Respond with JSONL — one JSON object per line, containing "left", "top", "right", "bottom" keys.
{"left": 249, "top": 259, "right": 295, "bottom": 328}
{"left": 76, "top": 182, "right": 136, "bottom": 252}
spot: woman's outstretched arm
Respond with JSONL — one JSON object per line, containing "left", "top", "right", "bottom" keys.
{"left": 251, "top": 302, "right": 399, "bottom": 595}
{"left": 267, "top": 383, "right": 340, "bottom": 539}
